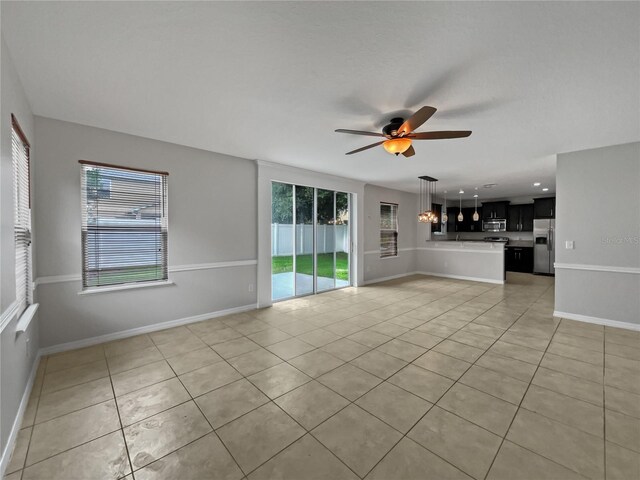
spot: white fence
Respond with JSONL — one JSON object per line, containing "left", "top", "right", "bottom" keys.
{"left": 272, "top": 224, "right": 349, "bottom": 256}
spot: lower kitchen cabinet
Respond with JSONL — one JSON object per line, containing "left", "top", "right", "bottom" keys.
{"left": 505, "top": 246, "right": 533, "bottom": 273}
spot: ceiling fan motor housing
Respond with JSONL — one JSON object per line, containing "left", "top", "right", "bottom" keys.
{"left": 382, "top": 117, "right": 405, "bottom": 137}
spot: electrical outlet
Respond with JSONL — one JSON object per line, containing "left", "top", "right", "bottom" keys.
{"left": 248, "top": 283, "right": 254, "bottom": 292}
{"left": 565, "top": 241, "right": 574, "bottom": 250}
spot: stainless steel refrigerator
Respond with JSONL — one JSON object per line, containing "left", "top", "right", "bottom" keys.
{"left": 534, "top": 219, "right": 555, "bottom": 274}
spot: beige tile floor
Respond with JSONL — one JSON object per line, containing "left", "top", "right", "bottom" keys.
{"left": 5, "top": 273, "right": 640, "bottom": 480}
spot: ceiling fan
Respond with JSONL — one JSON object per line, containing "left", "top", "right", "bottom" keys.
{"left": 335, "top": 106, "right": 471, "bottom": 157}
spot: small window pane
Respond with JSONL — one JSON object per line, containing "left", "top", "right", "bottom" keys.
{"left": 380, "top": 203, "right": 398, "bottom": 258}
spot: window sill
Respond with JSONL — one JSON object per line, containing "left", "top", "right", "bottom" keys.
{"left": 78, "top": 280, "right": 175, "bottom": 296}
{"left": 16, "top": 303, "right": 39, "bottom": 334}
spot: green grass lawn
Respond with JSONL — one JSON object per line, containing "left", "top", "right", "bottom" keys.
{"left": 272, "top": 253, "right": 349, "bottom": 281}
{"left": 86, "top": 265, "right": 165, "bottom": 287}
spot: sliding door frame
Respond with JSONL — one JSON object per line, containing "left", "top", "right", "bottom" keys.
{"left": 271, "top": 180, "right": 352, "bottom": 302}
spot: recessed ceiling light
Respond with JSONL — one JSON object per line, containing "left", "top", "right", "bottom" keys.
{"left": 533, "top": 182, "right": 541, "bottom": 186}
{"left": 459, "top": 189, "right": 464, "bottom": 194}
{"left": 542, "top": 188, "right": 549, "bottom": 192}
{"left": 473, "top": 194, "right": 478, "bottom": 198}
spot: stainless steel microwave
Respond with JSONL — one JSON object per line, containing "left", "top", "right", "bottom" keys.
{"left": 482, "top": 219, "right": 506, "bottom": 232}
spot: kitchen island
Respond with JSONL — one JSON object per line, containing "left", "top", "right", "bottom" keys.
{"left": 416, "top": 240, "right": 505, "bottom": 284}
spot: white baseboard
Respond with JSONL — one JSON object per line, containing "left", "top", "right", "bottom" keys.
{"left": 417, "top": 271, "right": 505, "bottom": 285}
{"left": 553, "top": 310, "right": 640, "bottom": 332}
{"left": 363, "top": 271, "right": 505, "bottom": 286}
{"left": 0, "top": 352, "right": 41, "bottom": 478}
{"left": 40, "top": 303, "right": 258, "bottom": 355}
{"left": 363, "top": 271, "right": 420, "bottom": 285}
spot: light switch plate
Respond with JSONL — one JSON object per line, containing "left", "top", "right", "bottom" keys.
{"left": 565, "top": 240, "right": 574, "bottom": 249}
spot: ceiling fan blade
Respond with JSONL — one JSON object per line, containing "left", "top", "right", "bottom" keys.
{"left": 409, "top": 130, "right": 472, "bottom": 140}
{"left": 345, "top": 140, "right": 385, "bottom": 155}
{"left": 335, "top": 129, "right": 385, "bottom": 137}
{"left": 397, "top": 106, "right": 437, "bottom": 135}
{"left": 402, "top": 145, "right": 416, "bottom": 158}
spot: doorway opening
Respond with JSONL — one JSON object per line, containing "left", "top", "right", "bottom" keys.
{"left": 271, "top": 182, "right": 351, "bottom": 301}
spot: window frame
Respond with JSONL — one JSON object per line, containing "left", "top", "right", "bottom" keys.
{"left": 379, "top": 202, "right": 399, "bottom": 258}
{"left": 11, "top": 114, "right": 32, "bottom": 316}
{"left": 79, "top": 160, "right": 170, "bottom": 291}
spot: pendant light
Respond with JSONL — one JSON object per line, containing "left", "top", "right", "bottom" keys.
{"left": 457, "top": 191, "right": 463, "bottom": 222}
{"left": 473, "top": 193, "right": 480, "bottom": 222}
{"left": 417, "top": 176, "right": 438, "bottom": 223}
{"left": 442, "top": 191, "right": 448, "bottom": 223}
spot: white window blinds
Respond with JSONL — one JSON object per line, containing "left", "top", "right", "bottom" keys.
{"left": 12, "top": 115, "right": 32, "bottom": 313}
{"left": 380, "top": 203, "right": 398, "bottom": 258}
{"left": 80, "top": 161, "right": 169, "bottom": 289}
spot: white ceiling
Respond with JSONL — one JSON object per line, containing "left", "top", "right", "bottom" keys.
{"left": 2, "top": 1, "right": 639, "bottom": 198}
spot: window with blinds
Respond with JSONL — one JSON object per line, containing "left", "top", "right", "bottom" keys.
{"left": 380, "top": 202, "right": 398, "bottom": 258}
{"left": 80, "top": 161, "right": 169, "bottom": 289}
{"left": 12, "top": 115, "right": 32, "bottom": 314}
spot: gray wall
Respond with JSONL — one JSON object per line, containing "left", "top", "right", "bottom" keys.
{"left": 0, "top": 37, "right": 40, "bottom": 460}
{"left": 363, "top": 184, "right": 418, "bottom": 283}
{"left": 33, "top": 117, "right": 258, "bottom": 347}
{"left": 555, "top": 142, "right": 640, "bottom": 325}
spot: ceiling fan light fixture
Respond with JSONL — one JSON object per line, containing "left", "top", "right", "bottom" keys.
{"left": 383, "top": 138, "right": 412, "bottom": 156}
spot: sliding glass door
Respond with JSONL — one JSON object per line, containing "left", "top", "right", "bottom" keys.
{"left": 295, "top": 186, "right": 314, "bottom": 296}
{"left": 272, "top": 182, "right": 351, "bottom": 301}
{"left": 316, "top": 189, "right": 335, "bottom": 293}
{"left": 335, "top": 192, "right": 350, "bottom": 288}
{"left": 271, "top": 183, "right": 294, "bottom": 300}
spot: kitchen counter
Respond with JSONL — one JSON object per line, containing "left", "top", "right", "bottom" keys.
{"left": 506, "top": 240, "right": 534, "bottom": 248}
{"left": 425, "top": 240, "right": 505, "bottom": 250}
{"left": 416, "top": 241, "right": 505, "bottom": 284}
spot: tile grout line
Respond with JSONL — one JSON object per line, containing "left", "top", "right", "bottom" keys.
{"left": 256, "top": 280, "right": 620, "bottom": 478}
{"left": 103, "top": 346, "right": 135, "bottom": 479}
{"left": 481, "top": 283, "right": 565, "bottom": 480}
{"left": 245, "top": 277, "right": 545, "bottom": 477}
{"left": 196, "top": 346, "right": 363, "bottom": 478}
{"left": 182, "top": 279, "right": 493, "bottom": 478}
{"left": 357, "top": 283, "right": 533, "bottom": 479}
{"left": 148, "top": 328, "right": 249, "bottom": 478}
{"left": 20, "top": 275, "right": 598, "bottom": 479}
{"left": 16, "top": 355, "right": 46, "bottom": 480}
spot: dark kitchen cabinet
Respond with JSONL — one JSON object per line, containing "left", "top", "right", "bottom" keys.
{"left": 431, "top": 203, "right": 442, "bottom": 233}
{"left": 447, "top": 207, "right": 482, "bottom": 232}
{"left": 482, "top": 201, "right": 509, "bottom": 220}
{"left": 521, "top": 204, "right": 534, "bottom": 231}
{"left": 505, "top": 246, "right": 533, "bottom": 273}
{"left": 447, "top": 207, "right": 457, "bottom": 232}
{"left": 467, "top": 207, "right": 482, "bottom": 232}
{"left": 534, "top": 197, "right": 555, "bottom": 219}
{"left": 507, "top": 204, "right": 534, "bottom": 232}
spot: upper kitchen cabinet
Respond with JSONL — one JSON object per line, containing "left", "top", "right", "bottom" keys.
{"left": 431, "top": 203, "right": 442, "bottom": 233}
{"left": 447, "top": 206, "right": 482, "bottom": 232}
{"left": 467, "top": 207, "right": 483, "bottom": 232}
{"left": 507, "top": 203, "right": 534, "bottom": 231}
{"left": 482, "top": 201, "right": 509, "bottom": 220}
{"left": 534, "top": 197, "right": 556, "bottom": 218}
